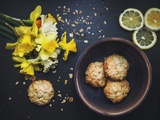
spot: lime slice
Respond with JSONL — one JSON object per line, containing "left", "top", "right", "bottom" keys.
{"left": 119, "top": 8, "right": 144, "bottom": 31}
{"left": 132, "top": 28, "right": 157, "bottom": 50}
{"left": 144, "top": 8, "right": 160, "bottom": 31}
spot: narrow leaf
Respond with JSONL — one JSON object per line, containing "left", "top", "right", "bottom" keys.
{"left": 0, "top": 29, "right": 17, "bottom": 41}
{"left": 0, "top": 13, "right": 21, "bottom": 26}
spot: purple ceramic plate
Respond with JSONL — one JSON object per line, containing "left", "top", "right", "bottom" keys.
{"left": 74, "top": 37, "right": 152, "bottom": 116}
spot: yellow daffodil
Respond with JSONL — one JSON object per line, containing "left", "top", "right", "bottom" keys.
{"left": 59, "top": 32, "right": 77, "bottom": 61}
{"left": 2, "top": 5, "right": 78, "bottom": 77}
{"left": 6, "top": 34, "right": 35, "bottom": 57}
{"left": 39, "top": 13, "right": 57, "bottom": 36}
{"left": 15, "top": 5, "right": 41, "bottom": 37}
{"left": 13, "top": 56, "right": 41, "bottom": 76}
{"left": 35, "top": 34, "right": 59, "bottom": 60}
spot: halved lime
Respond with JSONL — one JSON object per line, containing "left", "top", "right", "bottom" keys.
{"left": 132, "top": 28, "right": 157, "bottom": 50}
{"left": 119, "top": 8, "right": 144, "bottom": 31}
{"left": 144, "top": 8, "right": 160, "bottom": 31}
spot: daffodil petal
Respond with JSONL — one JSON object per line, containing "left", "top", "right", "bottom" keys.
{"left": 34, "top": 65, "right": 42, "bottom": 71}
{"left": 39, "top": 49, "right": 50, "bottom": 60}
{"left": 67, "top": 39, "right": 77, "bottom": 52}
{"left": 5, "top": 42, "right": 18, "bottom": 50}
{"left": 63, "top": 50, "right": 69, "bottom": 61}
{"left": 30, "top": 5, "right": 42, "bottom": 21}
{"left": 31, "top": 23, "right": 39, "bottom": 36}
{"left": 15, "top": 26, "right": 32, "bottom": 36}
{"left": 12, "top": 56, "right": 26, "bottom": 62}
{"left": 59, "top": 32, "right": 77, "bottom": 61}
{"left": 39, "top": 14, "right": 58, "bottom": 36}
{"left": 35, "top": 34, "right": 45, "bottom": 44}
{"left": 21, "top": 61, "right": 30, "bottom": 68}
{"left": 20, "top": 64, "right": 34, "bottom": 76}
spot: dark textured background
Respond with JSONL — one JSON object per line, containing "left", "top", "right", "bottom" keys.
{"left": 0, "top": 0, "right": 160, "bottom": 120}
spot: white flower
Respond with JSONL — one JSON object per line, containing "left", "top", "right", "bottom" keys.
{"left": 42, "top": 58, "right": 58, "bottom": 73}
{"left": 39, "top": 14, "right": 58, "bottom": 36}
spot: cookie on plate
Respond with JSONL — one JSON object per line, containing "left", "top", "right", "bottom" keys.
{"left": 104, "top": 54, "right": 129, "bottom": 81}
{"left": 85, "top": 62, "right": 106, "bottom": 87}
{"left": 103, "top": 79, "right": 130, "bottom": 103}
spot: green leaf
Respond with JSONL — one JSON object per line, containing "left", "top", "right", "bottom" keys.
{"left": 0, "top": 29, "right": 17, "bottom": 41}
{"left": 0, "top": 23, "right": 14, "bottom": 35}
{"left": 0, "top": 13, "right": 21, "bottom": 26}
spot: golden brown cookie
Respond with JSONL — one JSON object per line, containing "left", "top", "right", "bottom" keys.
{"left": 28, "top": 80, "right": 54, "bottom": 106}
{"left": 85, "top": 62, "right": 106, "bottom": 87}
{"left": 103, "top": 79, "right": 130, "bottom": 103}
{"left": 104, "top": 54, "right": 129, "bottom": 81}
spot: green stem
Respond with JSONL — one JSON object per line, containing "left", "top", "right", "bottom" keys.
{"left": 0, "top": 23, "right": 14, "bottom": 35}
{"left": 0, "top": 29, "right": 17, "bottom": 41}
{"left": 0, "top": 13, "right": 21, "bottom": 26}
{"left": 22, "top": 19, "right": 33, "bottom": 26}
{"left": 2, "top": 14, "right": 25, "bottom": 25}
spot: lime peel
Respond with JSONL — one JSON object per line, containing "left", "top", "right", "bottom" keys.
{"left": 119, "top": 8, "right": 144, "bottom": 31}
{"left": 132, "top": 28, "right": 157, "bottom": 50}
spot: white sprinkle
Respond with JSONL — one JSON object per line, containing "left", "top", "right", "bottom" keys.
{"left": 87, "top": 26, "right": 91, "bottom": 30}
{"left": 9, "top": 97, "right": 12, "bottom": 100}
{"left": 52, "top": 70, "right": 57, "bottom": 73}
{"left": 58, "top": 90, "right": 61, "bottom": 93}
{"left": 94, "top": 13, "right": 97, "bottom": 16}
{"left": 15, "top": 81, "right": 19, "bottom": 85}
{"left": 61, "top": 99, "right": 66, "bottom": 103}
{"left": 84, "top": 40, "right": 88, "bottom": 43}
{"left": 69, "top": 73, "right": 73, "bottom": 79}
{"left": 49, "top": 104, "right": 52, "bottom": 107}
{"left": 64, "top": 79, "right": 68, "bottom": 84}
{"left": 105, "top": 7, "right": 109, "bottom": 10}
{"left": 61, "top": 108, "right": 64, "bottom": 111}
{"left": 103, "top": 21, "right": 107, "bottom": 24}
{"left": 70, "top": 68, "right": 74, "bottom": 70}
{"left": 71, "top": 24, "right": 76, "bottom": 27}
{"left": 69, "top": 32, "right": 74, "bottom": 37}
{"left": 23, "top": 82, "right": 26, "bottom": 85}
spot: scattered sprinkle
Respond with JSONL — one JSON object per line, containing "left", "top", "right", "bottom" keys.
{"left": 15, "top": 81, "right": 19, "bottom": 85}
{"left": 69, "top": 97, "right": 74, "bottom": 102}
{"left": 84, "top": 40, "right": 88, "bottom": 43}
{"left": 58, "top": 94, "right": 62, "bottom": 97}
{"left": 9, "top": 97, "right": 12, "bottom": 100}
{"left": 64, "top": 79, "right": 68, "bottom": 84}
{"left": 23, "top": 81, "right": 26, "bottom": 85}
{"left": 70, "top": 67, "right": 74, "bottom": 70}
{"left": 49, "top": 103, "right": 52, "bottom": 107}
{"left": 69, "top": 73, "right": 73, "bottom": 79}
{"left": 52, "top": 70, "right": 57, "bottom": 73}
{"left": 61, "top": 99, "right": 66, "bottom": 104}
{"left": 61, "top": 108, "right": 64, "bottom": 111}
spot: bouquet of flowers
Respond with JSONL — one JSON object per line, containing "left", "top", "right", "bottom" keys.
{"left": 0, "top": 5, "right": 77, "bottom": 77}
